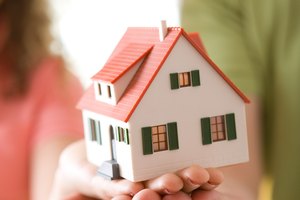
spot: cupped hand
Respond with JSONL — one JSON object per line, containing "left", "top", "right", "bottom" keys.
{"left": 50, "top": 140, "right": 144, "bottom": 200}
{"left": 50, "top": 139, "right": 224, "bottom": 200}
{"left": 141, "top": 165, "right": 224, "bottom": 200}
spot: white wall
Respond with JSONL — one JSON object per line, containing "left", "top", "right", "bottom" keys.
{"left": 50, "top": 0, "right": 182, "bottom": 87}
{"left": 82, "top": 110, "right": 135, "bottom": 180}
{"left": 128, "top": 36, "right": 249, "bottom": 181}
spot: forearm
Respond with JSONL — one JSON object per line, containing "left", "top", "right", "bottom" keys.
{"left": 217, "top": 96, "right": 263, "bottom": 200}
{"left": 30, "top": 135, "right": 81, "bottom": 200}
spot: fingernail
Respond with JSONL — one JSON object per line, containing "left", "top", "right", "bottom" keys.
{"left": 187, "top": 178, "right": 200, "bottom": 186}
{"left": 164, "top": 189, "right": 173, "bottom": 194}
{"left": 130, "top": 192, "right": 135, "bottom": 197}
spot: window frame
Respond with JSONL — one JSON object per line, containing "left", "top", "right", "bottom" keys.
{"left": 88, "top": 118, "right": 102, "bottom": 145}
{"left": 170, "top": 69, "right": 200, "bottom": 90}
{"left": 210, "top": 115, "right": 226, "bottom": 142}
{"left": 201, "top": 113, "right": 237, "bottom": 145}
{"left": 98, "top": 83, "right": 102, "bottom": 95}
{"left": 152, "top": 125, "right": 168, "bottom": 152}
{"left": 116, "top": 126, "right": 130, "bottom": 145}
{"left": 141, "top": 122, "right": 179, "bottom": 155}
{"left": 178, "top": 72, "right": 191, "bottom": 87}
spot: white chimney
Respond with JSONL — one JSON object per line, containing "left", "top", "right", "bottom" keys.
{"left": 159, "top": 20, "right": 168, "bottom": 41}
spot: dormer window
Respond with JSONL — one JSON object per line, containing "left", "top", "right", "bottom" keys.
{"left": 98, "top": 83, "right": 102, "bottom": 95}
{"left": 94, "top": 81, "right": 116, "bottom": 105}
{"left": 107, "top": 85, "right": 112, "bottom": 98}
{"left": 92, "top": 42, "right": 153, "bottom": 105}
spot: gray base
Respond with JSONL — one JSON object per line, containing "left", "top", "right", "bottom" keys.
{"left": 97, "top": 160, "right": 121, "bottom": 180}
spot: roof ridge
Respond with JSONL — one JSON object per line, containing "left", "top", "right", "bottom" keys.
{"left": 167, "top": 27, "right": 182, "bottom": 30}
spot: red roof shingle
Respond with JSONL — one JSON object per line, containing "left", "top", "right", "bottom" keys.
{"left": 92, "top": 43, "right": 154, "bottom": 83}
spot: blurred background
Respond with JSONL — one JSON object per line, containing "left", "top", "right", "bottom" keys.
{"left": 49, "top": 0, "right": 182, "bottom": 87}
{"left": 46, "top": 1, "right": 273, "bottom": 199}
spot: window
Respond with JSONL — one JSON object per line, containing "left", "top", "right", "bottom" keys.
{"left": 89, "top": 119, "right": 97, "bottom": 141}
{"left": 98, "top": 83, "right": 102, "bottom": 95}
{"left": 107, "top": 85, "right": 112, "bottom": 98}
{"left": 179, "top": 72, "right": 191, "bottom": 87}
{"left": 120, "top": 128, "right": 125, "bottom": 141}
{"left": 115, "top": 126, "right": 130, "bottom": 145}
{"left": 170, "top": 70, "right": 200, "bottom": 90}
{"left": 142, "top": 122, "right": 179, "bottom": 155}
{"left": 152, "top": 125, "right": 168, "bottom": 152}
{"left": 201, "top": 113, "right": 237, "bottom": 145}
{"left": 88, "top": 118, "right": 102, "bottom": 145}
{"left": 210, "top": 116, "right": 226, "bottom": 142}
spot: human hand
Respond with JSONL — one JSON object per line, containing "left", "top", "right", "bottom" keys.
{"left": 50, "top": 139, "right": 224, "bottom": 200}
{"left": 135, "top": 165, "right": 224, "bottom": 200}
{"left": 50, "top": 139, "right": 144, "bottom": 200}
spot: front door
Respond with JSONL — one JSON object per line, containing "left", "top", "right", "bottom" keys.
{"left": 109, "top": 125, "right": 117, "bottom": 160}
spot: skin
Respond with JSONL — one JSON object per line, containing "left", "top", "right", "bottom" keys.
{"left": 50, "top": 140, "right": 225, "bottom": 200}
{"left": 30, "top": 136, "right": 82, "bottom": 200}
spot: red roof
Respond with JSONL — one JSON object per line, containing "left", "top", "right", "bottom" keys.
{"left": 77, "top": 27, "right": 250, "bottom": 122}
{"left": 92, "top": 43, "right": 153, "bottom": 83}
{"left": 188, "top": 32, "right": 207, "bottom": 54}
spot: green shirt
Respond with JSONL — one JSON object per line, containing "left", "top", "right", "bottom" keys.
{"left": 182, "top": 0, "right": 300, "bottom": 199}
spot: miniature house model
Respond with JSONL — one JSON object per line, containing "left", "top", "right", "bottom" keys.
{"left": 77, "top": 21, "right": 250, "bottom": 182}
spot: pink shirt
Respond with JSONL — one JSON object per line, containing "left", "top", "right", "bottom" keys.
{"left": 0, "top": 57, "right": 83, "bottom": 200}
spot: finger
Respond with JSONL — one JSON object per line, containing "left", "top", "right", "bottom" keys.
{"left": 176, "top": 165, "right": 209, "bottom": 193}
{"left": 111, "top": 194, "right": 132, "bottom": 200}
{"left": 65, "top": 194, "right": 99, "bottom": 200}
{"left": 162, "top": 191, "right": 191, "bottom": 200}
{"left": 132, "top": 189, "right": 161, "bottom": 200}
{"left": 144, "top": 173, "right": 183, "bottom": 195}
{"left": 91, "top": 177, "right": 144, "bottom": 199}
{"left": 191, "top": 189, "right": 221, "bottom": 200}
{"left": 200, "top": 168, "right": 224, "bottom": 191}
{"left": 60, "top": 140, "right": 144, "bottom": 199}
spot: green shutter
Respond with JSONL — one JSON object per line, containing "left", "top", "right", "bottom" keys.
{"left": 115, "top": 126, "right": 119, "bottom": 141}
{"left": 167, "top": 122, "right": 179, "bottom": 150}
{"left": 142, "top": 127, "right": 153, "bottom": 155}
{"left": 95, "top": 121, "right": 102, "bottom": 145}
{"left": 124, "top": 129, "right": 130, "bottom": 145}
{"left": 201, "top": 117, "right": 212, "bottom": 145}
{"left": 118, "top": 127, "right": 122, "bottom": 142}
{"left": 191, "top": 70, "right": 201, "bottom": 86}
{"left": 170, "top": 73, "right": 179, "bottom": 89}
{"left": 226, "top": 113, "right": 237, "bottom": 140}
{"left": 88, "top": 118, "right": 95, "bottom": 141}
{"left": 88, "top": 118, "right": 92, "bottom": 140}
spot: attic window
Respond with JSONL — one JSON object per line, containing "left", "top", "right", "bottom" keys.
{"left": 179, "top": 72, "right": 191, "bottom": 87}
{"left": 170, "top": 70, "right": 200, "bottom": 90}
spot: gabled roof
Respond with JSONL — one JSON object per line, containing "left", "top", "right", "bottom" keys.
{"left": 77, "top": 27, "right": 250, "bottom": 122}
